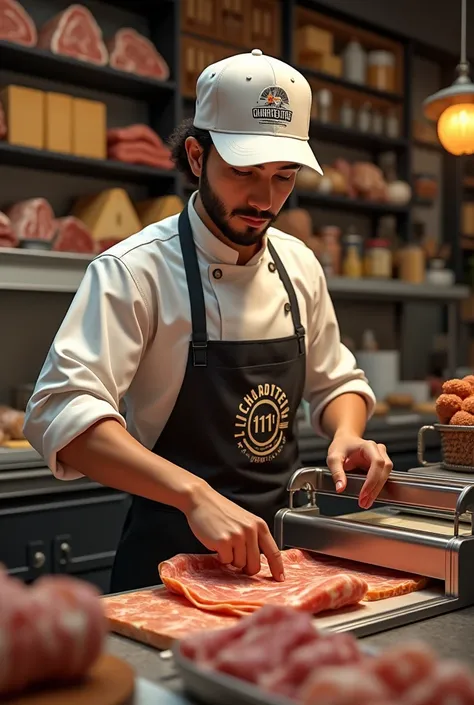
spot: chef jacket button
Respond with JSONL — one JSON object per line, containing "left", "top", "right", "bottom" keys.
{"left": 268, "top": 261, "right": 276, "bottom": 272}
{"left": 213, "top": 268, "right": 223, "bottom": 279}
{"left": 284, "top": 302, "right": 291, "bottom": 313}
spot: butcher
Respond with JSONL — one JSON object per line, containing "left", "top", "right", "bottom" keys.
{"left": 23, "top": 49, "right": 392, "bottom": 593}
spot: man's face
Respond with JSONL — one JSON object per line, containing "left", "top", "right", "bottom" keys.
{"left": 199, "top": 147, "right": 300, "bottom": 247}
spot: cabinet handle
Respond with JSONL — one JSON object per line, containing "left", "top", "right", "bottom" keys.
{"left": 33, "top": 551, "right": 46, "bottom": 569}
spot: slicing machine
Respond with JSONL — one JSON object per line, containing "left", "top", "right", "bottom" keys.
{"left": 274, "top": 466, "right": 474, "bottom": 637}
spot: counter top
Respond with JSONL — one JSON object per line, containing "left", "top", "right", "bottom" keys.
{"left": 105, "top": 605, "right": 474, "bottom": 698}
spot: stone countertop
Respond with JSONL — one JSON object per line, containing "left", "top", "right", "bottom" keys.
{"left": 106, "top": 605, "right": 474, "bottom": 697}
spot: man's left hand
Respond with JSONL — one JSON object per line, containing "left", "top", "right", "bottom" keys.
{"left": 326, "top": 432, "right": 393, "bottom": 509}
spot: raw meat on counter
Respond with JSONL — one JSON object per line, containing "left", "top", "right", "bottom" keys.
{"left": 0, "top": 567, "right": 108, "bottom": 697}
{"left": 179, "top": 604, "right": 474, "bottom": 705}
{"left": 52, "top": 215, "right": 95, "bottom": 253}
{"left": 159, "top": 549, "right": 427, "bottom": 617}
{"left": 107, "top": 28, "right": 169, "bottom": 80}
{"left": 107, "top": 123, "right": 174, "bottom": 169}
{"left": 0, "top": 211, "right": 18, "bottom": 247}
{"left": 6, "top": 197, "right": 56, "bottom": 242}
{"left": 37, "top": 4, "right": 108, "bottom": 66}
{"left": 103, "top": 588, "right": 239, "bottom": 650}
{"left": 0, "top": 0, "right": 37, "bottom": 46}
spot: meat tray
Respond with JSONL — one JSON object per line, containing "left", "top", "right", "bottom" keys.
{"left": 171, "top": 640, "right": 375, "bottom": 705}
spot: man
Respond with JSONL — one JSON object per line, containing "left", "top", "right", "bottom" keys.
{"left": 23, "top": 49, "right": 392, "bottom": 593}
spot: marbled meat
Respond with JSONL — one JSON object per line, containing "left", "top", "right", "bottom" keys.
{"left": 37, "top": 4, "right": 108, "bottom": 66}
{"left": 6, "top": 197, "right": 56, "bottom": 241}
{"left": 107, "top": 28, "right": 169, "bottom": 80}
{"left": 103, "top": 589, "right": 238, "bottom": 650}
{"left": 159, "top": 548, "right": 428, "bottom": 617}
{"left": 0, "top": 0, "right": 37, "bottom": 46}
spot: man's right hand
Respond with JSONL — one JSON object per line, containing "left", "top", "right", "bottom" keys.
{"left": 183, "top": 483, "right": 285, "bottom": 582}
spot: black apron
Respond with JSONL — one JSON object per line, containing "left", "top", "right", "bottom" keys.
{"left": 110, "top": 207, "right": 306, "bottom": 592}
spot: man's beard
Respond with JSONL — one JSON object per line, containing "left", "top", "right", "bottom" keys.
{"left": 199, "top": 166, "right": 278, "bottom": 247}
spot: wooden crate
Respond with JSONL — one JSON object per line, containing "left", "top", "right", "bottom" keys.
{"left": 181, "top": 36, "right": 228, "bottom": 98}
{"left": 246, "top": 0, "right": 281, "bottom": 57}
{"left": 181, "top": 0, "right": 219, "bottom": 40}
{"left": 217, "top": 0, "right": 248, "bottom": 48}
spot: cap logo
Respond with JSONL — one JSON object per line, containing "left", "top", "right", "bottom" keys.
{"left": 252, "top": 86, "right": 292, "bottom": 126}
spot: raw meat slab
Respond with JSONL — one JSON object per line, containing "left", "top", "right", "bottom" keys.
{"left": 103, "top": 590, "right": 238, "bottom": 650}
{"left": 159, "top": 549, "right": 428, "bottom": 617}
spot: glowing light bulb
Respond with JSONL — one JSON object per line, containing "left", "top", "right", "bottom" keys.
{"left": 437, "top": 103, "right": 474, "bottom": 155}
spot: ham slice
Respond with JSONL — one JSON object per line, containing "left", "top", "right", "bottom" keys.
{"left": 103, "top": 589, "right": 239, "bottom": 650}
{"left": 108, "top": 140, "right": 174, "bottom": 169}
{"left": 159, "top": 549, "right": 428, "bottom": 617}
{"left": 38, "top": 4, "right": 108, "bottom": 66}
{"left": 107, "top": 124, "right": 165, "bottom": 151}
{"left": 6, "top": 198, "right": 56, "bottom": 242}
{"left": 0, "top": 211, "right": 18, "bottom": 248}
{"left": 159, "top": 549, "right": 369, "bottom": 617}
{"left": 0, "top": 0, "right": 37, "bottom": 46}
{"left": 52, "top": 216, "right": 95, "bottom": 254}
{"left": 107, "top": 28, "right": 169, "bottom": 80}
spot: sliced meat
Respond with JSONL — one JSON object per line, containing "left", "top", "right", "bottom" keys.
{"left": 107, "top": 124, "right": 165, "bottom": 151}
{"left": 6, "top": 198, "right": 56, "bottom": 242}
{"left": 52, "top": 216, "right": 95, "bottom": 254}
{"left": 368, "top": 641, "right": 438, "bottom": 695}
{"left": 159, "top": 548, "right": 426, "bottom": 617}
{"left": 0, "top": 569, "right": 107, "bottom": 697}
{"left": 0, "top": 211, "right": 18, "bottom": 248}
{"left": 108, "top": 28, "right": 169, "bottom": 80}
{"left": 38, "top": 4, "right": 108, "bottom": 66}
{"left": 301, "top": 665, "right": 390, "bottom": 705}
{"left": 404, "top": 660, "right": 474, "bottom": 705}
{"left": 103, "top": 588, "right": 239, "bottom": 650}
{"left": 108, "top": 140, "right": 174, "bottom": 169}
{"left": 0, "top": 0, "right": 37, "bottom": 46}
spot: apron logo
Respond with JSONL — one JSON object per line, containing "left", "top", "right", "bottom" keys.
{"left": 252, "top": 85, "right": 293, "bottom": 126}
{"left": 234, "top": 384, "right": 290, "bottom": 463}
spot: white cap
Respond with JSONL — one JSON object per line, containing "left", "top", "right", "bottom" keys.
{"left": 193, "top": 48, "right": 323, "bottom": 175}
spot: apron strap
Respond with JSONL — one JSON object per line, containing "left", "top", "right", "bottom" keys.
{"left": 267, "top": 240, "right": 306, "bottom": 354}
{"left": 178, "top": 207, "right": 209, "bottom": 366}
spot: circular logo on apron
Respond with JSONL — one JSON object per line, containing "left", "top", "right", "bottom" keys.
{"left": 234, "top": 384, "right": 290, "bottom": 463}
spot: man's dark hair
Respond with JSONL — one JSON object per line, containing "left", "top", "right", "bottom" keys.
{"left": 168, "top": 118, "right": 213, "bottom": 187}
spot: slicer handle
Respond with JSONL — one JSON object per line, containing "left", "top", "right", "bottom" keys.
{"left": 417, "top": 425, "right": 439, "bottom": 467}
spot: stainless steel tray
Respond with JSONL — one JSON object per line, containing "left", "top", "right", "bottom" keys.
{"left": 172, "top": 639, "right": 375, "bottom": 705}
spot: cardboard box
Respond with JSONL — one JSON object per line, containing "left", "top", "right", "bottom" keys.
{"left": 1, "top": 85, "right": 44, "bottom": 149}
{"left": 296, "top": 25, "right": 333, "bottom": 58}
{"left": 72, "top": 97, "right": 106, "bottom": 159}
{"left": 315, "top": 53, "right": 343, "bottom": 77}
{"left": 44, "top": 92, "right": 73, "bottom": 153}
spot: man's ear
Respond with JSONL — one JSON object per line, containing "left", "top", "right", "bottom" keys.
{"left": 185, "top": 137, "right": 204, "bottom": 178}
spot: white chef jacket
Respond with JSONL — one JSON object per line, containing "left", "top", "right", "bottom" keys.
{"left": 23, "top": 193, "right": 376, "bottom": 481}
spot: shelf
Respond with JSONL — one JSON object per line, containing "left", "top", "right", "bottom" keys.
{"left": 296, "top": 190, "right": 410, "bottom": 215}
{"left": 297, "top": 65, "right": 403, "bottom": 103}
{"left": 413, "top": 197, "right": 437, "bottom": 207}
{"left": 413, "top": 139, "right": 444, "bottom": 153}
{"left": 464, "top": 177, "right": 474, "bottom": 190}
{"left": 0, "top": 40, "right": 176, "bottom": 99}
{"left": 0, "top": 248, "right": 93, "bottom": 293}
{"left": 310, "top": 121, "right": 408, "bottom": 151}
{"left": 326, "top": 277, "right": 469, "bottom": 302}
{"left": 0, "top": 142, "right": 178, "bottom": 184}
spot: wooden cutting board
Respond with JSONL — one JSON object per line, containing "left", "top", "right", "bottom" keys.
{"left": 7, "top": 654, "right": 135, "bottom": 705}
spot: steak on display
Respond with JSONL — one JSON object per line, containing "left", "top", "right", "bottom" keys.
{"left": 37, "top": 4, "right": 108, "bottom": 66}
{"left": 0, "top": 0, "right": 37, "bottom": 46}
{"left": 108, "top": 28, "right": 169, "bottom": 79}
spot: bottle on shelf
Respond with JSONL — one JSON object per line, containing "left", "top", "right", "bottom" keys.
{"left": 342, "top": 39, "right": 367, "bottom": 85}
{"left": 397, "top": 223, "right": 426, "bottom": 284}
{"left": 341, "top": 225, "right": 363, "bottom": 278}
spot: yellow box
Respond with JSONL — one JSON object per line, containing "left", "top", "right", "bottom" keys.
{"left": 296, "top": 25, "right": 333, "bottom": 58}
{"left": 72, "top": 97, "right": 106, "bottom": 160}
{"left": 44, "top": 92, "right": 73, "bottom": 153}
{"left": 315, "top": 53, "right": 343, "bottom": 77}
{"left": 463, "top": 203, "right": 474, "bottom": 236}
{"left": 0, "top": 84, "right": 44, "bottom": 149}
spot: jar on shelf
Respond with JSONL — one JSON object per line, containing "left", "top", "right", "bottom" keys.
{"left": 367, "top": 51, "right": 396, "bottom": 92}
{"left": 342, "top": 230, "right": 363, "bottom": 278}
{"left": 398, "top": 243, "right": 425, "bottom": 283}
{"left": 357, "top": 101, "right": 372, "bottom": 132}
{"left": 340, "top": 99, "right": 355, "bottom": 129}
{"left": 342, "top": 39, "right": 367, "bottom": 84}
{"left": 320, "top": 225, "right": 342, "bottom": 275}
{"left": 317, "top": 89, "right": 333, "bottom": 123}
{"left": 385, "top": 108, "right": 400, "bottom": 138}
{"left": 371, "top": 109, "right": 384, "bottom": 134}
{"left": 364, "top": 238, "right": 392, "bottom": 278}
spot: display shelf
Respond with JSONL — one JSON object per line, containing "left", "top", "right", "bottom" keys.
{"left": 0, "top": 143, "right": 177, "bottom": 184}
{"left": 297, "top": 65, "right": 404, "bottom": 104}
{"left": 310, "top": 121, "right": 408, "bottom": 152}
{"left": 326, "top": 276, "right": 469, "bottom": 302}
{"left": 0, "top": 40, "right": 176, "bottom": 99}
{"left": 0, "top": 248, "right": 93, "bottom": 293}
{"left": 412, "top": 139, "right": 444, "bottom": 153}
{"left": 296, "top": 190, "right": 410, "bottom": 215}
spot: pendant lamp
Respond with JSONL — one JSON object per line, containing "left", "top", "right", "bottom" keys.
{"left": 423, "top": 0, "right": 474, "bottom": 155}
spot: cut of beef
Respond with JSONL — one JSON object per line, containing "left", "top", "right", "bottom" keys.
{"left": 103, "top": 589, "right": 239, "bottom": 650}
{"left": 108, "top": 140, "right": 174, "bottom": 169}
{"left": 159, "top": 548, "right": 428, "bottom": 617}
{"left": 107, "top": 124, "right": 165, "bottom": 151}
{"left": 52, "top": 216, "right": 95, "bottom": 254}
{"left": 0, "top": 0, "right": 37, "bottom": 46}
{"left": 108, "top": 28, "right": 169, "bottom": 80}
{"left": 0, "top": 211, "right": 18, "bottom": 248}
{"left": 38, "top": 4, "right": 108, "bottom": 66}
{"left": 6, "top": 198, "right": 56, "bottom": 241}
{"left": 159, "top": 549, "right": 369, "bottom": 617}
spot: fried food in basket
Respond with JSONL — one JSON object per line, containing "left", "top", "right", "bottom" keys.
{"left": 441, "top": 379, "right": 472, "bottom": 399}
{"left": 435, "top": 393, "right": 462, "bottom": 423}
{"left": 449, "top": 410, "right": 474, "bottom": 426}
